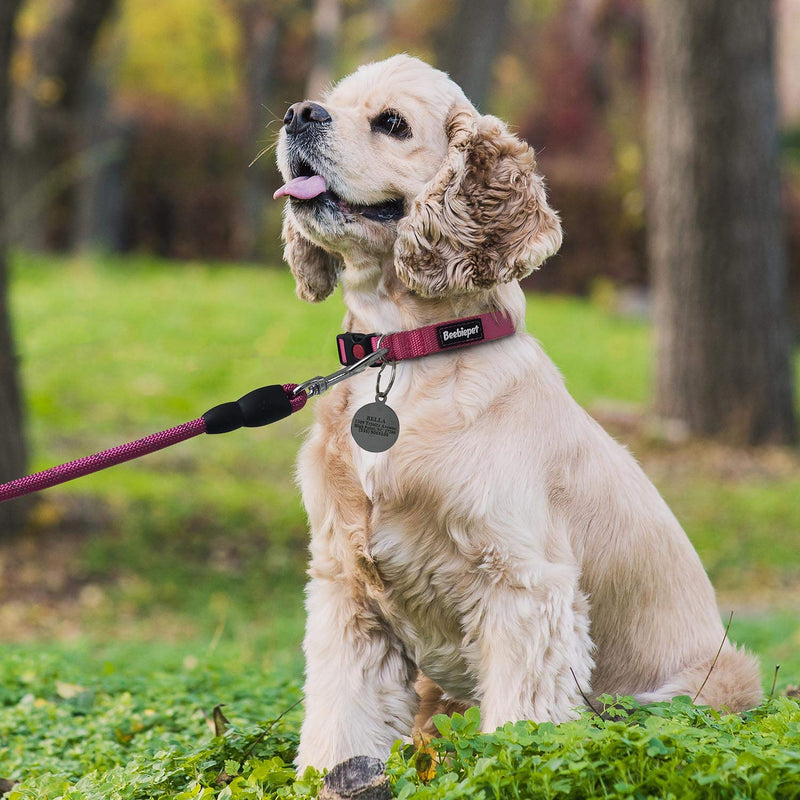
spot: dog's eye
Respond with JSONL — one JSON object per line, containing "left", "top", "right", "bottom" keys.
{"left": 371, "top": 109, "right": 411, "bottom": 139}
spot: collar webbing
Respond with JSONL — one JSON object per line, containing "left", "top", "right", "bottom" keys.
{"left": 337, "top": 311, "right": 516, "bottom": 366}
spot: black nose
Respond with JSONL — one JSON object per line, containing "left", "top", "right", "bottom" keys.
{"left": 283, "top": 101, "right": 332, "bottom": 135}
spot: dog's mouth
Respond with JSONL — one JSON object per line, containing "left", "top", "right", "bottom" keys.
{"left": 274, "top": 159, "right": 405, "bottom": 223}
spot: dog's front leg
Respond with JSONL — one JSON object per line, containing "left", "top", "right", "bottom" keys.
{"left": 472, "top": 564, "right": 594, "bottom": 731}
{"left": 296, "top": 574, "right": 417, "bottom": 772}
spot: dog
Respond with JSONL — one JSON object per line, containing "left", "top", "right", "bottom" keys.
{"left": 273, "top": 54, "right": 763, "bottom": 772}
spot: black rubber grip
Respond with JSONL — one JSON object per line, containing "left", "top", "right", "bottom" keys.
{"left": 202, "top": 384, "right": 293, "bottom": 435}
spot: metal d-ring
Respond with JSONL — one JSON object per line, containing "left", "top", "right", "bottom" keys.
{"left": 375, "top": 334, "right": 394, "bottom": 364}
{"left": 374, "top": 335, "right": 396, "bottom": 402}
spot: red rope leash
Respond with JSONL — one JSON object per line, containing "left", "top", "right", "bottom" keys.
{"left": 0, "top": 418, "right": 206, "bottom": 502}
{"left": 0, "top": 383, "right": 307, "bottom": 504}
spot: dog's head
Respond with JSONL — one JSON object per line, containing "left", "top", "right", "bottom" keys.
{"left": 275, "top": 54, "right": 562, "bottom": 302}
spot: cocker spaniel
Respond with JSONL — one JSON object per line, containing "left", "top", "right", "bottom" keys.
{"left": 273, "top": 54, "right": 762, "bottom": 772}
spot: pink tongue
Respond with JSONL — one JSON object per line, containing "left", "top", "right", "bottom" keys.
{"left": 273, "top": 175, "right": 327, "bottom": 200}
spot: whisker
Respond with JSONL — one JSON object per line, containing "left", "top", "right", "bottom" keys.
{"left": 249, "top": 144, "right": 274, "bottom": 168}
{"left": 260, "top": 104, "right": 284, "bottom": 123}
{"left": 249, "top": 132, "right": 280, "bottom": 167}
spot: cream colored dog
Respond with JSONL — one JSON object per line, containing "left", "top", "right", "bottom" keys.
{"left": 274, "top": 54, "right": 762, "bottom": 772}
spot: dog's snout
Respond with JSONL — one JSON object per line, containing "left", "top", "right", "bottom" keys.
{"left": 283, "top": 101, "right": 332, "bottom": 136}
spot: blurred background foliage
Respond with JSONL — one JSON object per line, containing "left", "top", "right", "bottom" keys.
{"left": 4, "top": 0, "right": 796, "bottom": 306}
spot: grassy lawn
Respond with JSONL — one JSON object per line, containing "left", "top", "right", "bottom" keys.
{"left": 2, "top": 251, "right": 799, "bottom": 797}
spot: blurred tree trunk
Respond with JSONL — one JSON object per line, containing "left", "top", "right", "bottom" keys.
{"left": 0, "top": 0, "right": 29, "bottom": 537}
{"left": 306, "top": 0, "right": 341, "bottom": 99}
{"left": 234, "top": 1, "right": 285, "bottom": 259}
{"left": 73, "top": 57, "right": 130, "bottom": 252}
{"left": 647, "top": 0, "right": 797, "bottom": 444}
{"left": 439, "top": 0, "right": 510, "bottom": 111}
{"left": 10, "top": 0, "right": 117, "bottom": 251}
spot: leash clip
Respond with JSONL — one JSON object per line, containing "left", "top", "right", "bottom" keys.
{"left": 294, "top": 347, "right": 390, "bottom": 398}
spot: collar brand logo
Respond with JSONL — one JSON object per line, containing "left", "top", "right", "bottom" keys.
{"left": 436, "top": 318, "right": 485, "bottom": 348}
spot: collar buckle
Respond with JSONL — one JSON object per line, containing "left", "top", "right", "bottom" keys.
{"left": 337, "top": 331, "right": 379, "bottom": 366}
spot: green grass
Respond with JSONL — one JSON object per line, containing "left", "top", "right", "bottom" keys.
{"left": 526, "top": 292, "right": 652, "bottom": 406}
{"left": 665, "top": 474, "right": 800, "bottom": 593}
{"left": 7, "top": 252, "right": 333, "bottom": 679}
{"left": 3, "top": 251, "right": 800, "bottom": 798}
{"left": 10, "top": 252, "right": 800, "bottom": 597}
{"left": 1, "top": 645, "right": 798, "bottom": 799}
{"left": 0, "top": 643, "right": 306, "bottom": 799}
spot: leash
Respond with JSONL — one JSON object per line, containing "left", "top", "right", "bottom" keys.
{"left": 0, "top": 311, "right": 515, "bottom": 503}
{"left": 0, "top": 349, "right": 387, "bottom": 504}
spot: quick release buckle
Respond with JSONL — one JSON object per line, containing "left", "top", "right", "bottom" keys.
{"left": 337, "top": 332, "right": 379, "bottom": 367}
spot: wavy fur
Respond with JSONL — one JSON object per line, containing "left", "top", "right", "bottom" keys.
{"left": 282, "top": 212, "right": 342, "bottom": 302}
{"left": 395, "top": 109, "right": 562, "bottom": 296}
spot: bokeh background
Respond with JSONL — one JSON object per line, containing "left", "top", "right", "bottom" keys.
{"left": 0, "top": 0, "right": 798, "bottom": 702}
{"left": 2, "top": 0, "right": 800, "bottom": 291}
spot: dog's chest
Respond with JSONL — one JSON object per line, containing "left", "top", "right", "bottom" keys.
{"left": 340, "top": 363, "right": 490, "bottom": 700}
{"left": 369, "top": 518, "right": 481, "bottom": 701}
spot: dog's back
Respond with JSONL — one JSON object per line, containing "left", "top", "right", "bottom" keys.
{"left": 558, "top": 407, "right": 762, "bottom": 709}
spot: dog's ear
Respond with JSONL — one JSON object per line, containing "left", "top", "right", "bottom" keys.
{"left": 282, "top": 213, "right": 342, "bottom": 302}
{"left": 394, "top": 107, "right": 562, "bottom": 297}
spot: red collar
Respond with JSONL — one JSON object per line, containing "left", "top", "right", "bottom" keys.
{"left": 337, "top": 312, "right": 516, "bottom": 366}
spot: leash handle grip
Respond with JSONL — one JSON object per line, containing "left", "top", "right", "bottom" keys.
{"left": 202, "top": 384, "right": 305, "bottom": 434}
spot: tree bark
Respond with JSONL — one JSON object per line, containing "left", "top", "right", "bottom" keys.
{"left": 647, "top": 0, "right": 797, "bottom": 444}
{"left": 234, "top": 1, "right": 284, "bottom": 259}
{"left": 10, "top": 0, "right": 117, "bottom": 250}
{"left": 0, "top": 0, "right": 29, "bottom": 537}
{"left": 73, "top": 59, "right": 130, "bottom": 252}
{"left": 439, "top": 0, "right": 510, "bottom": 112}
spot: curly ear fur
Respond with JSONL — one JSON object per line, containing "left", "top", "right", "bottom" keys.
{"left": 282, "top": 213, "right": 342, "bottom": 302}
{"left": 394, "top": 108, "right": 562, "bottom": 297}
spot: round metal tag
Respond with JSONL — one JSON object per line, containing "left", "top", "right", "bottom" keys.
{"left": 351, "top": 402, "right": 400, "bottom": 452}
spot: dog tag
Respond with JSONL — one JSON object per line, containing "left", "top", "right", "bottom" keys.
{"left": 351, "top": 356, "right": 399, "bottom": 452}
{"left": 351, "top": 401, "right": 400, "bottom": 452}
